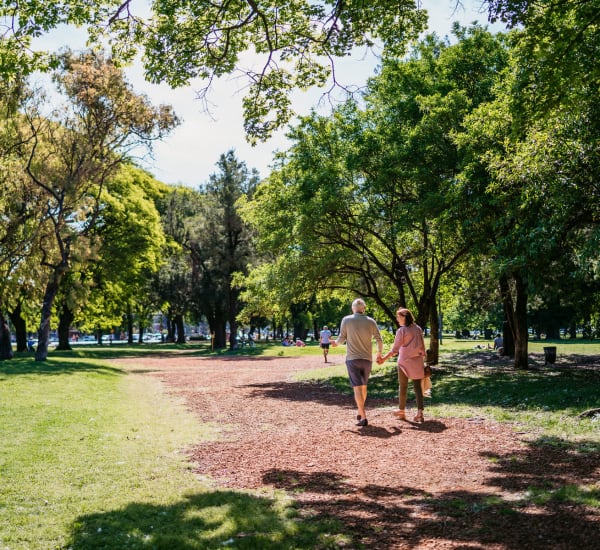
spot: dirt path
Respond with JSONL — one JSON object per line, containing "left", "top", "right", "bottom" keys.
{"left": 115, "top": 353, "right": 600, "bottom": 549}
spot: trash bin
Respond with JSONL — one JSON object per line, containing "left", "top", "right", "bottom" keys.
{"left": 543, "top": 346, "right": 557, "bottom": 365}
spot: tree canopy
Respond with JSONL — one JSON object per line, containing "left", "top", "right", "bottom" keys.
{"left": 239, "top": 24, "right": 510, "bottom": 360}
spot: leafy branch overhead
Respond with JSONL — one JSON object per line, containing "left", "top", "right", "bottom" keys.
{"left": 1, "top": 0, "right": 430, "bottom": 141}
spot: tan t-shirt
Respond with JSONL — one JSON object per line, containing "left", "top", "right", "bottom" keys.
{"left": 336, "top": 313, "right": 383, "bottom": 361}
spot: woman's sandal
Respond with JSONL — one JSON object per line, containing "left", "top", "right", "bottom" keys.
{"left": 413, "top": 410, "right": 424, "bottom": 423}
{"left": 393, "top": 409, "right": 406, "bottom": 420}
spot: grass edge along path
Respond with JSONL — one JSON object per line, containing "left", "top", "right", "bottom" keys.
{"left": 0, "top": 355, "right": 205, "bottom": 548}
{"left": 1, "top": 355, "right": 336, "bottom": 550}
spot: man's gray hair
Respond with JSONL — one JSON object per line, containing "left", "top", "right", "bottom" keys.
{"left": 351, "top": 298, "right": 366, "bottom": 313}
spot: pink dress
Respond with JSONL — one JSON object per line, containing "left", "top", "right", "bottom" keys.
{"left": 390, "top": 324, "right": 426, "bottom": 380}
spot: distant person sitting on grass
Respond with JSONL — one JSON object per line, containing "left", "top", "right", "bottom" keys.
{"left": 295, "top": 338, "right": 306, "bottom": 347}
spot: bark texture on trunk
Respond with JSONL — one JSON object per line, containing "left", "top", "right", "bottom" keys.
{"left": 499, "top": 271, "right": 529, "bottom": 369}
{"left": 513, "top": 272, "right": 529, "bottom": 369}
{"left": 0, "top": 312, "right": 13, "bottom": 360}
{"left": 9, "top": 304, "right": 27, "bottom": 353}
{"left": 56, "top": 303, "right": 74, "bottom": 351}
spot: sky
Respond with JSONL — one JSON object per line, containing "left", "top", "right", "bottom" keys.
{"left": 33, "top": 1, "right": 502, "bottom": 188}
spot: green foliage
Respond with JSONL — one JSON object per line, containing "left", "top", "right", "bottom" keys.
{"left": 241, "top": 25, "right": 509, "bottom": 335}
{"left": 0, "top": 0, "right": 429, "bottom": 141}
{"left": 74, "top": 165, "right": 168, "bottom": 333}
{"left": 0, "top": 51, "right": 178, "bottom": 360}
{"left": 158, "top": 151, "right": 259, "bottom": 348}
{"left": 453, "top": 3, "right": 600, "bottom": 352}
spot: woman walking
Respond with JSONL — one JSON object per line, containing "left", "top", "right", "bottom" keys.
{"left": 380, "top": 308, "right": 427, "bottom": 423}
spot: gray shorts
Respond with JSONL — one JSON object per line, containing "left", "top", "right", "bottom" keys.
{"left": 346, "top": 359, "right": 372, "bottom": 387}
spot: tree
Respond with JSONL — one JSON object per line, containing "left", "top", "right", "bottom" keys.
{"left": 0, "top": 0, "right": 432, "bottom": 141}
{"left": 10, "top": 2, "right": 596, "bottom": 144}
{"left": 53, "top": 165, "right": 168, "bottom": 349}
{"left": 189, "top": 151, "right": 259, "bottom": 349}
{"left": 154, "top": 185, "right": 202, "bottom": 343}
{"left": 16, "top": 50, "right": 178, "bottom": 360}
{"left": 453, "top": 1, "right": 600, "bottom": 366}
{"left": 242, "top": 26, "right": 508, "bottom": 362}
{"left": 0, "top": 74, "right": 47, "bottom": 358}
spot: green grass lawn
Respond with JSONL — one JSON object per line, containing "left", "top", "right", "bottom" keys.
{"left": 2, "top": 340, "right": 599, "bottom": 548}
{"left": 0, "top": 352, "right": 344, "bottom": 549}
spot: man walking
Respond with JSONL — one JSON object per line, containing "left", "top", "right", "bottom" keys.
{"left": 319, "top": 325, "right": 332, "bottom": 363}
{"left": 332, "top": 298, "right": 383, "bottom": 426}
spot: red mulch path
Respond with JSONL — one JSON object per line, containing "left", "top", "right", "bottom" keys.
{"left": 115, "top": 353, "right": 600, "bottom": 549}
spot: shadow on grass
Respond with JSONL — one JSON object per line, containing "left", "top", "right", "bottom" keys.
{"left": 2, "top": 345, "right": 281, "bottom": 376}
{"left": 0, "top": 354, "right": 123, "bottom": 377}
{"left": 65, "top": 490, "right": 346, "bottom": 549}
{"left": 362, "top": 360, "right": 600, "bottom": 414}
{"left": 260, "top": 437, "right": 600, "bottom": 548}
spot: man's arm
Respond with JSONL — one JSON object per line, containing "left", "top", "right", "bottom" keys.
{"left": 331, "top": 320, "right": 346, "bottom": 347}
{"left": 373, "top": 322, "right": 383, "bottom": 361}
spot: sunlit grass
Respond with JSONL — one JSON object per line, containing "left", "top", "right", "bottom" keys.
{"left": 3, "top": 340, "right": 599, "bottom": 548}
{"left": 435, "top": 336, "right": 600, "bottom": 355}
{"left": 0, "top": 355, "right": 210, "bottom": 549}
{"left": 0, "top": 354, "right": 346, "bottom": 549}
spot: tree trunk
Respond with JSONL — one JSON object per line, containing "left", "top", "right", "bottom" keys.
{"left": 126, "top": 305, "right": 134, "bottom": 344}
{"left": 499, "top": 274, "right": 515, "bottom": 357}
{"left": 56, "top": 302, "right": 74, "bottom": 351}
{"left": 35, "top": 275, "right": 63, "bottom": 361}
{"left": 502, "top": 320, "right": 514, "bottom": 357}
{"left": 229, "top": 317, "right": 238, "bottom": 349}
{"left": 174, "top": 313, "right": 185, "bottom": 344}
{"left": 165, "top": 315, "right": 175, "bottom": 343}
{"left": 0, "top": 312, "right": 13, "bottom": 360}
{"left": 427, "top": 302, "right": 439, "bottom": 365}
{"left": 8, "top": 303, "right": 27, "bottom": 353}
{"left": 228, "top": 285, "right": 241, "bottom": 350}
{"left": 513, "top": 272, "right": 529, "bottom": 369}
{"left": 208, "top": 314, "right": 227, "bottom": 349}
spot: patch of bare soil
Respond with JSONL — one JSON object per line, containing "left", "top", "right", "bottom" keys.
{"left": 116, "top": 353, "right": 600, "bottom": 549}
